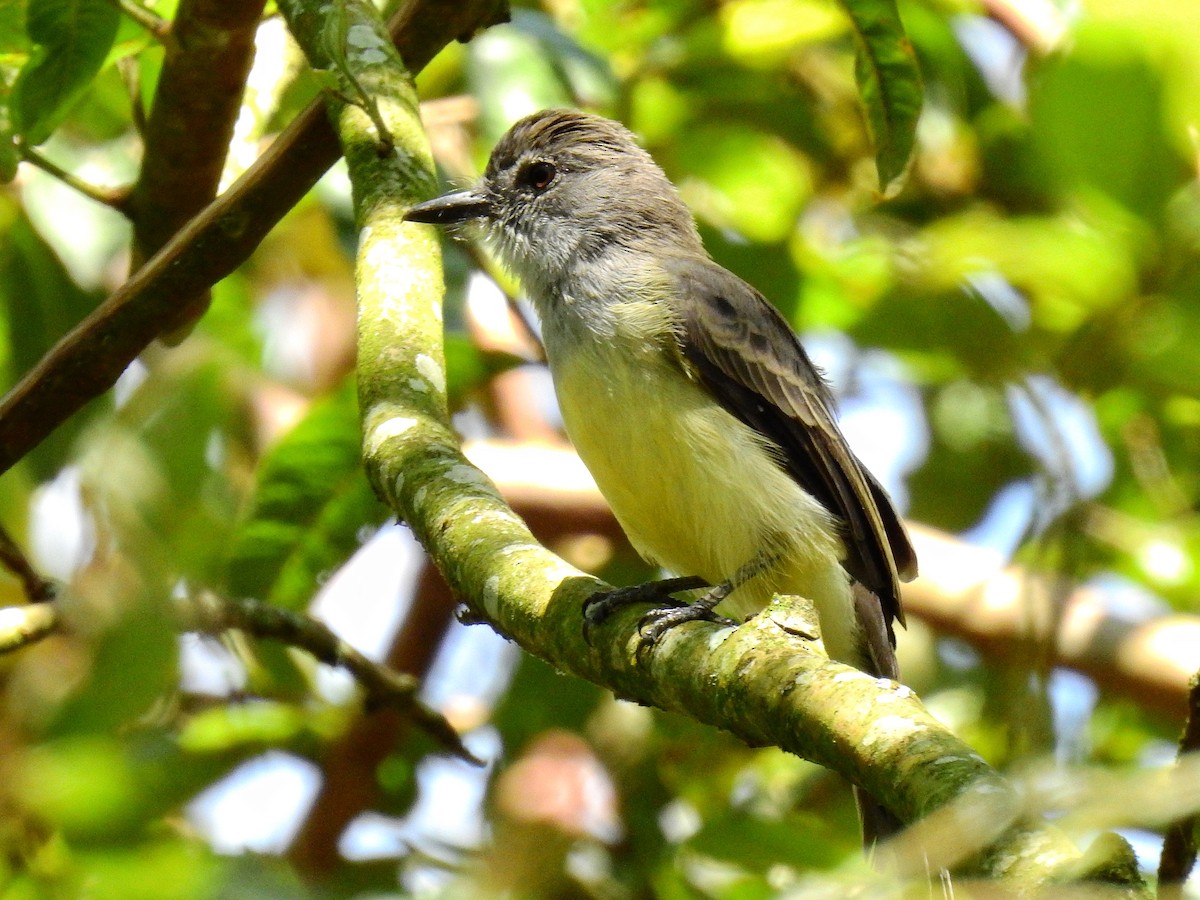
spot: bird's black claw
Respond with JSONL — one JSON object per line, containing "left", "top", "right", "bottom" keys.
{"left": 634, "top": 604, "right": 737, "bottom": 664}
{"left": 583, "top": 583, "right": 688, "bottom": 645}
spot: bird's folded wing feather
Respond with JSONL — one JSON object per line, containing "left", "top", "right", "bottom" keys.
{"left": 664, "top": 257, "right": 916, "bottom": 636}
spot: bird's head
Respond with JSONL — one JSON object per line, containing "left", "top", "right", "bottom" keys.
{"left": 404, "top": 108, "right": 701, "bottom": 292}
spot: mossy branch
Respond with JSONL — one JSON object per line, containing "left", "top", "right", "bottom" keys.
{"left": 276, "top": 0, "right": 1144, "bottom": 887}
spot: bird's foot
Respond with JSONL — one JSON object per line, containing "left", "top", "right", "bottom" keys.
{"left": 583, "top": 575, "right": 709, "bottom": 645}
{"left": 634, "top": 581, "right": 736, "bottom": 663}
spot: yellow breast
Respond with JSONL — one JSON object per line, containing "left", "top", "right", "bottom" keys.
{"left": 549, "top": 309, "right": 846, "bottom": 625}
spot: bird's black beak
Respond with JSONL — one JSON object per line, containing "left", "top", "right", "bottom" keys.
{"left": 402, "top": 189, "right": 492, "bottom": 225}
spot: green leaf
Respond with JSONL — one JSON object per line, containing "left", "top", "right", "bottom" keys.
{"left": 17, "top": 735, "right": 144, "bottom": 840}
{"left": 0, "top": 195, "right": 103, "bottom": 478}
{"left": 470, "top": 27, "right": 571, "bottom": 143}
{"left": 226, "top": 381, "right": 388, "bottom": 610}
{"left": 674, "top": 123, "right": 812, "bottom": 242}
{"left": 47, "top": 593, "right": 179, "bottom": 738}
{"left": 178, "top": 701, "right": 310, "bottom": 753}
{"left": 68, "top": 841, "right": 225, "bottom": 900}
{"left": 836, "top": 0, "right": 923, "bottom": 194}
{"left": 17, "top": 730, "right": 249, "bottom": 846}
{"left": 686, "top": 812, "right": 845, "bottom": 873}
{"left": 1029, "top": 22, "right": 1185, "bottom": 221}
{"left": 0, "top": 128, "right": 17, "bottom": 183}
{"left": 10, "top": 0, "right": 121, "bottom": 144}
{"left": 81, "top": 357, "right": 245, "bottom": 584}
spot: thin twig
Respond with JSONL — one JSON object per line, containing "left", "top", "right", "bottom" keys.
{"left": 0, "top": 580, "right": 477, "bottom": 764}
{"left": 111, "top": 0, "right": 174, "bottom": 45}
{"left": 0, "top": 522, "right": 56, "bottom": 603}
{"left": 15, "top": 142, "right": 132, "bottom": 213}
{"left": 0, "top": 603, "right": 58, "bottom": 653}
{"left": 183, "top": 592, "right": 481, "bottom": 765}
{"left": 116, "top": 57, "right": 148, "bottom": 136}
{"left": 325, "top": 0, "right": 395, "bottom": 154}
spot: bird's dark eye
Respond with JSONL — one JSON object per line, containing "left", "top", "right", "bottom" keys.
{"left": 520, "top": 160, "right": 557, "bottom": 191}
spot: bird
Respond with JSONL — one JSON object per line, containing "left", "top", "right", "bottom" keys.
{"left": 403, "top": 108, "right": 917, "bottom": 845}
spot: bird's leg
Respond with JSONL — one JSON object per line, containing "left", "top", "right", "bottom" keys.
{"left": 634, "top": 552, "right": 779, "bottom": 662}
{"left": 582, "top": 575, "right": 710, "bottom": 643}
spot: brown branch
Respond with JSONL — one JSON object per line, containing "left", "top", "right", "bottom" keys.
{"left": 0, "top": 0, "right": 511, "bottom": 477}
{"left": 127, "top": 0, "right": 267, "bottom": 334}
{"left": 183, "top": 591, "right": 477, "bottom": 764}
{"left": 0, "top": 523, "right": 56, "bottom": 604}
{"left": 1158, "top": 671, "right": 1200, "bottom": 894}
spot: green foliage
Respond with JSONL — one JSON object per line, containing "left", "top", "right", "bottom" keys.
{"left": 10, "top": 0, "right": 120, "bottom": 143}
{"left": 0, "top": 0, "right": 1195, "bottom": 896}
{"left": 838, "top": 0, "right": 922, "bottom": 192}
{"left": 225, "top": 380, "right": 386, "bottom": 611}
{"left": 0, "top": 194, "right": 103, "bottom": 478}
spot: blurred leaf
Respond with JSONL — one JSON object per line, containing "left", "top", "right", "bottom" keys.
{"left": 850, "top": 288, "right": 1025, "bottom": 382}
{"left": 375, "top": 752, "right": 419, "bottom": 816}
{"left": 468, "top": 17, "right": 576, "bottom": 145}
{"left": 81, "top": 356, "right": 246, "bottom": 584}
{"left": 207, "top": 853, "right": 310, "bottom": 900}
{"left": 196, "top": 274, "right": 262, "bottom": 367}
{"left": 15, "top": 729, "right": 238, "bottom": 844}
{"left": 10, "top": 0, "right": 120, "bottom": 144}
{"left": 911, "top": 209, "right": 1139, "bottom": 334}
{"left": 17, "top": 735, "right": 143, "bottom": 841}
{"left": 908, "top": 382, "right": 1033, "bottom": 530}
{"left": 67, "top": 841, "right": 225, "bottom": 900}
{"left": 975, "top": 105, "right": 1057, "bottom": 214}
{"left": 792, "top": 234, "right": 892, "bottom": 331}
{"left": 1058, "top": 285, "right": 1200, "bottom": 400}
{"left": 48, "top": 594, "right": 178, "bottom": 738}
{"left": 687, "top": 812, "right": 845, "bottom": 871}
{"left": 507, "top": 9, "right": 617, "bottom": 108}
{"left": 492, "top": 654, "right": 604, "bottom": 754}
{"left": 225, "top": 381, "right": 387, "bottom": 610}
{"left": 0, "top": 195, "right": 103, "bottom": 479}
{"left": 898, "top": 1, "right": 990, "bottom": 119}
{"left": 836, "top": 0, "right": 923, "bottom": 192}
{"left": 178, "top": 701, "right": 311, "bottom": 754}
{"left": 657, "top": 62, "right": 834, "bottom": 167}
{"left": 1029, "top": 23, "right": 1186, "bottom": 220}
{"left": 0, "top": 0, "right": 30, "bottom": 55}
{"left": 0, "top": 138, "right": 16, "bottom": 183}
{"left": 718, "top": 0, "right": 846, "bottom": 67}
{"left": 675, "top": 124, "right": 812, "bottom": 242}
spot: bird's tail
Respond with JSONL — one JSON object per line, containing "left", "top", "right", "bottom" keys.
{"left": 851, "top": 583, "right": 904, "bottom": 850}
{"left": 855, "top": 785, "right": 905, "bottom": 849}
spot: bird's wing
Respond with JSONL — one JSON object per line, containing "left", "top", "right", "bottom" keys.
{"left": 665, "top": 257, "right": 916, "bottom": 637}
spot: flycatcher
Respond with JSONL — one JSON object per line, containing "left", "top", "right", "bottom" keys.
{"left": 404, "top": 109, "right": 917, "bottom": 844}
